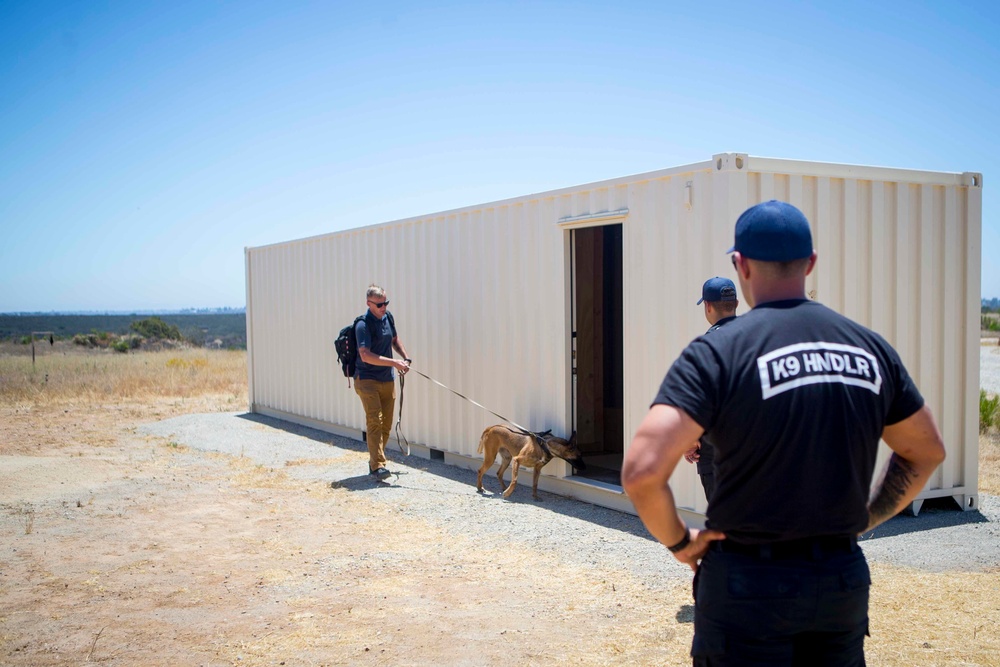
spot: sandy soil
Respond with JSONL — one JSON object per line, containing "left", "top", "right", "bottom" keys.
{"left": 0, "top": 398, "right": 693, "bottom": 667}
{"left": 3, "top": 392, "right": 1000, "bottom": 666}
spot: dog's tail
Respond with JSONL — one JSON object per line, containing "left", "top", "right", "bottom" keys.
{"left": 476, "top": 427, "right": 491, "bottom": 454}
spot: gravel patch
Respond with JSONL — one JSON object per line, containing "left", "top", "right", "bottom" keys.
{"left": 141, "top": 412, "right": 1000, "bottom": 577}
{"left": 141, "top": 412, "right": 692, "bottom": 588}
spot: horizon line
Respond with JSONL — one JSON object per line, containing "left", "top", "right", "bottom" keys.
{"left": 0, "top": 307, "right": 246, "bottom": 316}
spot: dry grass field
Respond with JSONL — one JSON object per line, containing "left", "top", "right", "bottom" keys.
{"left": 1, "top": 343, "right": 998, "bottom": 666}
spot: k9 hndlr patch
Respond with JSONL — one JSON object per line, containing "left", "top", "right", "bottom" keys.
{"left": 756, "top": 342, "right": 882, "bottom": 400}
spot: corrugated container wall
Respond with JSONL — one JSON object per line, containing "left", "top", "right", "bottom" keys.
{"left": 246, "top": 153, "right": 982, "bottom": 517}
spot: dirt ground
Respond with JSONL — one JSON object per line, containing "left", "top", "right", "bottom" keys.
{"left": 2, "top": 349, "right": 999, "bottom": 666}
{"left": 0, "top": 395, "right": 699, "bottom": 666}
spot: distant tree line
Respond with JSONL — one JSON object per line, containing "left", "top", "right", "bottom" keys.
{"left": 0, "top": 313, "right": 246, "bottom": 349}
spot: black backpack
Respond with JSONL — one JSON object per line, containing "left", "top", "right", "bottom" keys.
{"left": 335, "top": 311, "right": 396, "bottom": 385}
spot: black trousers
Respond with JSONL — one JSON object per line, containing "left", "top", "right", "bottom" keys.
{"left": 692, "top": 539, "right": 870, "bottom": 666}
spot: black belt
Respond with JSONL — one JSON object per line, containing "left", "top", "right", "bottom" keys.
{"left": 711, "top": 535, "right": 858, "bottom": 560}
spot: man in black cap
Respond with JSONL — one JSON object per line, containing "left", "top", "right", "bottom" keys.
{"left": 683, "top": 277, "right": 739, "bottom": 503}
{"left": 622, "top": 200, "right": 946, "bottom": 666}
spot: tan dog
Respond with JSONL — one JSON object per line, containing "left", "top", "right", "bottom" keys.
{"left": 476, "top": 425, "right": 586, "bottom": 500}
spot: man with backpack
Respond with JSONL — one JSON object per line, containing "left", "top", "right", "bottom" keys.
{"left": 354, "top": 284, "right": 411, "bottom": 481}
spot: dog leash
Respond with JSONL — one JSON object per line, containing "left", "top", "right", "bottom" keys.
{"left": 395, "top": 367, "right": 553, "bottom": 456}
{"left": 393, "top": 371, "right": 411, "bottom": 456}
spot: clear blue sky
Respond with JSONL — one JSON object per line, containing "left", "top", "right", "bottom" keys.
{"left": 2, "top": 0, "right": 998, "bottom": 312}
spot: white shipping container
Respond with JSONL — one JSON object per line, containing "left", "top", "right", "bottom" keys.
{"left": 245, "top": 152, "right": 982, "bottom": 521}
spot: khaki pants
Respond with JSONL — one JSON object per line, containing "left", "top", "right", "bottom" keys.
{"left": 354, "top": 378, "right": 396, "bottom": 472}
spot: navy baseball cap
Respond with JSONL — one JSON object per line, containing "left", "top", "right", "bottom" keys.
{"left": 697, "top": 277, "right": 737, "bottom": 305}
{"left": 727, "top": 200, "right": 813, "bottom": 261}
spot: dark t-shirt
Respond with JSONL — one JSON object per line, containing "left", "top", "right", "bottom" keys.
{"left": 696, "top": 315, "right": 737, "bottom": 474}
{"left": 355, "top": 311, "right": 395, "bottom": 382}
{"left": 653, "top": 299, "right": 924, "bottom": 543}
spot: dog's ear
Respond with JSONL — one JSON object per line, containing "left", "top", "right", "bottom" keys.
{"left": 569, "top": 431, "right": 577, "bottom": 445}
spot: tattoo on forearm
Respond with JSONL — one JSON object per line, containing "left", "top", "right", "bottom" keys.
{"left": 867, "top": 454, "right": 918, "bottom": 530}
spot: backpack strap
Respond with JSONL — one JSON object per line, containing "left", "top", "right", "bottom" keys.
{"left": 347, "top": 314, "right": 367, "bottom": 388}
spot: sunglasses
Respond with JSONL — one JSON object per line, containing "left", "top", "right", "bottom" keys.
{"left": 731, "top": 255, "right": 738, "bottom": 269}
{"left": 369, "top": 300, "right": 389, "bottom": 308}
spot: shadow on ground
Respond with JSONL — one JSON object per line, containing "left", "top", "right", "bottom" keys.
{"left": 234, "top": 412, "right": 657, "bottom": 541}
{"left": 234, "top": 413, "right": 989, "bottom": 544}
{"left": 860, "top": 496, "right": 990, "bottom": 541}
{"left": 676, "top": 605, "right": 695, "bottom": 624}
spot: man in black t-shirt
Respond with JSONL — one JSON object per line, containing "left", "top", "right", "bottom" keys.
{"left": 683, "top": 277, "right": 738, "bottom": 503}
{"left": 621, "top": 200, "right": 946, "bottom": 666}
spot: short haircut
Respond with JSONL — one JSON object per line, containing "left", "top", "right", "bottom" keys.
{"left": 366, "top": 284, "right": 386, "bottom": 300}
{"left": 708, "top": 300, "right": 738, "bottom": 315}
{"left": 748, "top": 256, "right": 812, "bottom": 280}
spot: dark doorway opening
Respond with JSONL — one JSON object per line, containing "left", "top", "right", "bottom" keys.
{"left": 571, "top": 224, "right": 624, "bottom": 486}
